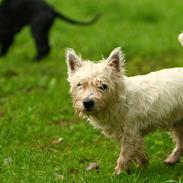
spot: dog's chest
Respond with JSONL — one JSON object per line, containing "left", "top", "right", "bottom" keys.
{"left": 90, "top": 117, "right": 125, "bottom": 140}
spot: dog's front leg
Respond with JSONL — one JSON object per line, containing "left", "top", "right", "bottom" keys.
{"left": 114, "top": 146, "right": 131, "bottom": 175}
{"left": 114, "top": 133, "right": 148, "bottom": 175}
{"left": 0, "top": 37, "right": 14, "bottom": 57}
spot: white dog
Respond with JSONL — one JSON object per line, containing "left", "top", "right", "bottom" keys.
{"left": 65, "top": 36, "right": 183, "bottom": 175}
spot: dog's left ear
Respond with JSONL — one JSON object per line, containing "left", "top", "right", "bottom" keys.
{"left": 65, "top": 48, "right": 82, "bottom": 73}
{"left": 106, "top": 47, "right": 124, "bottom": 72}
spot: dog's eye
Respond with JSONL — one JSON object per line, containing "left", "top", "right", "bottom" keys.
{"left": 77, "top": 82, "right": 82, "bottom": 87}
{"left": 99, "top": 84, "right": 108, "bottom": 91}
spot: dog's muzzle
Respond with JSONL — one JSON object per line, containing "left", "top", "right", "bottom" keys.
{"left": 83, "top": 98, "right": 94, "bottom": 111}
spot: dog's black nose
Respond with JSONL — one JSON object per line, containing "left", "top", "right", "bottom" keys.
{"left": 83, "top": 99, "right": 94, "bottom": 110}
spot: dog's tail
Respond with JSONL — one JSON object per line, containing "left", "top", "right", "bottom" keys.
{"left": 178, "top": 33, "right": 183, "bottom": 46}
{"left": 55, "top": 11, "right": 100, "bottom": 26}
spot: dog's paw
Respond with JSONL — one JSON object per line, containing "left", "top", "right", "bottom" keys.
{"left": 136, "top": 156, "right": 149, "bottom": 168}
{"left": 114, "top": 165, "right": 123, "bottom": 175}
{"left": 0, "top": 52, "right": 5, "bottom": 57}
{"left": 114, "top": 166, "right": 130, "bottom": 175}
{"left": 164, "top": 150, "right": 182, "bottom": 165}
{"left": 164, "top": 157, "right": 179, "bottom": 165}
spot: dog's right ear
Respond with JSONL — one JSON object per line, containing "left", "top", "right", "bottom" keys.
{"left": 65, "top": 48, "right": 82, "bottom": 73}
{"left": 106, "top": 47, "right": 125, "bottom": 72}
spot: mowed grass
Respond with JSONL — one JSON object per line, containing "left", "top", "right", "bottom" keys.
{"left": 0, "top": 0, "right": 183, "bottom": 182}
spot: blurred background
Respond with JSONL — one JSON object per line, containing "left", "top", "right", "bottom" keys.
{"left": 0, "top": 0, "right": 183, "bottom": 182}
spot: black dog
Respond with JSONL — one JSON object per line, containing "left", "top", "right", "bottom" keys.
{"left": 0, "top": 0, "right": 99, "bottom": 60}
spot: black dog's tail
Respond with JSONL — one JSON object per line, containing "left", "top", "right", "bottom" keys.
{"left": 55, "top": 11, "right": 100, "bottom": 25}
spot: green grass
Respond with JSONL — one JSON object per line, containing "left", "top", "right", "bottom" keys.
{"left": 0, "top": 0, "right": 183, "bottom": 182}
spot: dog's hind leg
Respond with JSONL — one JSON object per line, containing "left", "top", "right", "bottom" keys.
{"left": 164, "top": 120, "right": 183, "bottom": 165}
{"left": 31, "top": 15, "right": 54, "bottom": 60}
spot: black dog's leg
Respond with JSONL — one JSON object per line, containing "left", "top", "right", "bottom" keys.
{"left": 31, "top": 15, "right": 54, "bottom": 61}
{"left": 0, "top": 37, "right": 13, "bottom": 57}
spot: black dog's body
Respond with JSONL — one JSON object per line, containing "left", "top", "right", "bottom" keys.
{"left": 0, "top": 0, "right": 98, "bottom": 60}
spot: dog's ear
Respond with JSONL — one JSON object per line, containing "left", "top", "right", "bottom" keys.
{"left": 106, "top": 47, "right": 124, "bottom": 71}
{"left": 65, "top": 48, "right": 82, "bottom": 73}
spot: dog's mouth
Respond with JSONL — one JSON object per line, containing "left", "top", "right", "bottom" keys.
{"left": 83, "top": 108, "right": 94, "bottom": 114}
{"left": 77, "top": 108, "right": 94, "bottom": 118}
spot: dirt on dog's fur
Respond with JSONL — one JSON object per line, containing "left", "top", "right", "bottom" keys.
{"left": 0, "top": 0, "right": 99, "bottom": 60}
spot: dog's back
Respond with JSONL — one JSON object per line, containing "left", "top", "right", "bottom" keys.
{"left": 125, "top": 68, "right": 183, "bottom": 131}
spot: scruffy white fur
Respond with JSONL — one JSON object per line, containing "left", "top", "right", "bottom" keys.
{"left": 65, "top": 46, "right": 183, "bottom": 175}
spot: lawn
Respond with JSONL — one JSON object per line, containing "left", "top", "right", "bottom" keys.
{"left": 0, "top": 0, "right": 183, "bottom": 182}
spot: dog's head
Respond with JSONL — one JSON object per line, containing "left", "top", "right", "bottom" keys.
{"left": 65, "top": 47, "right": 126, "bottom": 117}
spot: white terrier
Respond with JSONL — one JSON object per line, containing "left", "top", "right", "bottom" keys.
{"left": 65, "top": 38, "right": 183, "bottom": 175}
